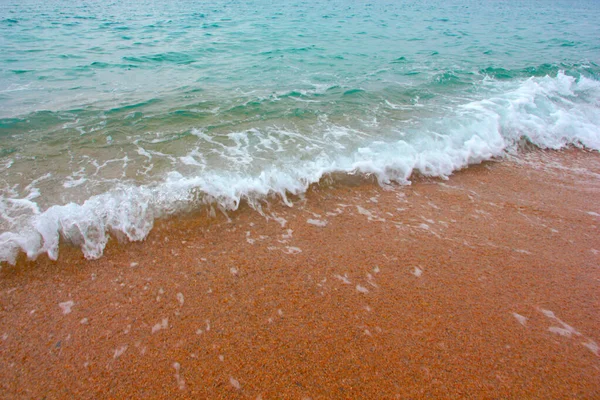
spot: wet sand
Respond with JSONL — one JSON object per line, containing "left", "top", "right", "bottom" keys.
{"left": 1, "top": 149, "right": 599, "bottom": 399}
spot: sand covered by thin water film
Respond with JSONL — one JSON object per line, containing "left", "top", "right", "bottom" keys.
{"left": 1, "top": 149, "right": 599, "bottom": 398}
{"left": 3, "top": 0, "right": 600, "bottom": 265}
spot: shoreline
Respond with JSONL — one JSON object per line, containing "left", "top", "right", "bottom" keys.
{"left": 1, "top": 148, "right": 599, "bottom": 398}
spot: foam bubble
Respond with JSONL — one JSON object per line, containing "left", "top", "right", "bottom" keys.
{"left": 113, "top": 345, "right": 128, "bottom": 359}
{"left": 152, "top": 318, "right": 169, "bottom": 333}
{"left": 512, "top": 313, "right": 527, "bottom": 326}
{"left": 59, "top": 301, "right": 74, "bottom": 315}
{"left": 229, "top": 377, "right": 241, "bottom": 390}
{"left": 307, "top": 218, "right": 328, "bottom": 227}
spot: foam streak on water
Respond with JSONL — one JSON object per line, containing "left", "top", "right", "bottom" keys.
{"left": 0, "top": 0, "right": 599, "bottom": 263}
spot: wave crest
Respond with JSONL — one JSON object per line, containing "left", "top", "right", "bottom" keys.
{"left": 1, "top": 72, "right": 598, "bottom": 264}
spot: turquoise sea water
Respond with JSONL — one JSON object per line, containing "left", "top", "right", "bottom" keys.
{"left": 1, "top": 0, "right": 600, "bottom": 263}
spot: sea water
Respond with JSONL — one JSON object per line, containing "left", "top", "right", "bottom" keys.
{"left": 1, "top": 0, "right": 599, "bottom": 263}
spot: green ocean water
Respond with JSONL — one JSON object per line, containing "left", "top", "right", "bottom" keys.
{"left": 1, "top": 0, "right": 600, "bottom": 263}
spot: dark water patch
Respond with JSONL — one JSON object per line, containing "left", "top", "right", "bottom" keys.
{"left": 98, "top": 21, "right": 121, "bottom": 29}
{"left": 285, "top": 90, "right": 308, "bottom": 98}
{"left": 479, "top": 67, "right": 513, "bottom": 80}
{"left": 105, "top": 98, "right": 162, "bottom": 114}
{"left": 400, "top": 87, "right": 436, "bottom": 103}
{"left": 546, "top": 38, "right": 579, "bottom": 47}
{"left": 0, "top": 111, "right": 81, "bottom": 135}
{"left": 324, "top": 85, "right": 342, "bottom": 94}
{"left": 122, "top": 52, "right": 196, "bottom": 65}
{"left": 276, "top": 89, "right": 326, "bottom": 102}
{"left": 89, "top": 61, "right": 141, "bottom": 69}
{"left": 58, "top": 54, "right": 86, "bottom": 59}
{"left": 480, "top": 63, "right": 600, "bottom": 81}
{"left": 183, "top": 87, "right": 204, "bottom": 95}
{"left": 226, "top": 100, "right": 273, "bottom": 118}
{"left": 431, "top": 71, "right": 469, "bottom": 86}
{"left": 258, "top": 45, "right": 322, "bottom": 57}
{"left": 391, "top": 56, "right": 408, "bottom": 64}
{"left": 579, "top": 62, "right": 600, "bottom": 80}
{"left": 480, "top": 64, "right": 560, "bottom": 80}
{"left": 0, "top": 147, "right": 17, "bottom": 157}
{"left": 0, "top": 118, "right": 27, "bottom": 132}
{"left": 165, "top": 109, "right": 215, "bottom": 122}
{"left": 124, "top": 111, "right": 144, "bottom": 120}
{"left": 90, "top": 61, "right": 110, "bottom": 68}
{"left": 342, "top": 88, "right": 366, "bottom": 97}
{"left": 69, "top": 66, "right": 97, "bottom": 76}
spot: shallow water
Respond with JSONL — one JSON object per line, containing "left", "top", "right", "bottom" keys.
{"left": 1, "top": 0, "right": 599, "bottom": 263}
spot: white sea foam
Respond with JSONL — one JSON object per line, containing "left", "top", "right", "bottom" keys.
{"left": 307, "top": 218, "right": 328, "bottom": 227}
{"left": 548, "top": 326, "right": 572, "bottom": 337}
{"left": 113, "top": 345, "right": 128, "bottom": 359}
{"left": 512, "top": 313, "right": 527, "bottom": 326}
{"left": 152, "top": 318, "right": 169, "bottom": 333}
{"left": 356, "top": 284, "right": 369, "bottom": 293}
{"left": 229, "top": 376, "right": 241, "bottom": 390}
{"left": 173, "top": 362, "right": 186, "bottom": 390}
{"left": 0, "top": 73, "right": 599, "bottom": 264}
{"left": 582, "top": 340, "right": 599, "bottom": 356}
{"left": 59, "top": 300, "right": 75, "bottom": 315}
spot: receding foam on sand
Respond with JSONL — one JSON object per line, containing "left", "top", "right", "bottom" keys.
{"left": 1, "top": 150, "right": 599, "bottom": 398}
{"left": 512, "top": 313, "right": 527, "bottom": 326}
{"left": 307, "top": 218, "right": 328, "bottom": 227}
{"left": 58, "top": 300, "right": 74, "bottom": 315}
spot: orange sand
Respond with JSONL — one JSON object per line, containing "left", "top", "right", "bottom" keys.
{"left": 1, "top": 149, "right": 599, "bottom": 398}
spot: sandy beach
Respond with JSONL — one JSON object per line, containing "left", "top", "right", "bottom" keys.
{"left": 1, "top": 149, "right": 599, "bottom": 399}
